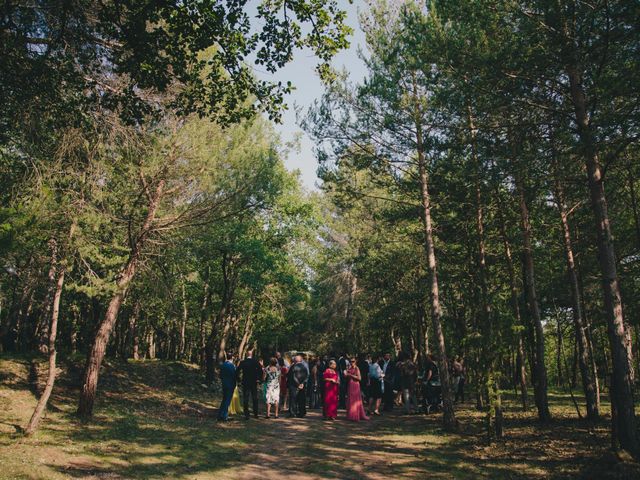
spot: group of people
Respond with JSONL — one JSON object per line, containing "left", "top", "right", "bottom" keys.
{"left": 216, "top": 350, "right": 465, "bottom": 423}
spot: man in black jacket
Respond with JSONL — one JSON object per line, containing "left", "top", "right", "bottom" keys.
{"left": 287, "top": 355, "right": 309, "bottom": 417}
{"left": 379, "top": 352, "right": 396, "bottom": 412}
{"left": 337, "top": 353, "right": 348, "bottom": 409}
{"left": 236, "top": 350, "right": 262, "bottom": 419}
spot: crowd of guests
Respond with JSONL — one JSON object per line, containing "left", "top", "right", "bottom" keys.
{"left": 216, "top": 350, "right": 465, "bottom": 422}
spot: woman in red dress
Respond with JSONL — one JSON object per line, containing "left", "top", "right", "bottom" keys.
{"left": 345, "top": 357, "right": 370, "bottom": 422}
{"left": 323, "top": 359, "right": 339, "bottom": 420}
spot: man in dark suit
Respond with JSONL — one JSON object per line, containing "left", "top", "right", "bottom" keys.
{"left": 337, "top": 353, "right": 348, "bottom": 409}
{"left": 287, "top": 355, "right": 309, "bottom": 417}
{"left": 217, "top": 352, "right": 236, "bottom": 422}
{"left": 380, "top": 352, "right": 396, "bottom": 412}
{"left": 236, "top": 350, "right": 262, "bottom": 419}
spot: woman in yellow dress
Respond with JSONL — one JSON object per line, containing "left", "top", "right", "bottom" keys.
{"left": 229, "top": 383, "right": 242, "bottom": 415}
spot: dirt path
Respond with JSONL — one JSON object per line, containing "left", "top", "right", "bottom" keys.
{"left": 213, "top": 409, "right": 449, "bottom": 480}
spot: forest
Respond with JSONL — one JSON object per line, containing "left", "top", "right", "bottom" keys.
{"left": 1, "top": 1, "right": 640, "bottom": 479}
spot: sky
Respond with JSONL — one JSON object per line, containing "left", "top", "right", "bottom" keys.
{"left": 254, "top": 0, "right": 370, "bottom": 190}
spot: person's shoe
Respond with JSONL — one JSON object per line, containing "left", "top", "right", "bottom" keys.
{"left": 373, "top": 411, "right": 381, "bottom": 416}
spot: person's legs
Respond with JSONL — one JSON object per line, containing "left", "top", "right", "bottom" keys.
{"left": 242, "top": 384, "right": 250, "bottom": 419}
{"left": 275, "top": 401, "right": 279, "bottom": 418}
{"left": 251, "top": 384, "right": 259, "bottom": 418}
{"left": 382, "top": 382, "right": 393, "bottom": 411}
{"left": 218, "top": 386, "right": 232, "bottom": 420}
{"left": 289, "top": 387, "right": 298, "bottom": 417}
{"left": 298, "top": 387, "right": 307, "bottom": 417}
{"left": 459, "top": 378, "right": 465, "bottom": 402}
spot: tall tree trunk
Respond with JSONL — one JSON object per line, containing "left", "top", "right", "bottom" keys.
{"left": 413, "top": 77, "right": 456, "bottom": 430}
{"left": 179, "top": 277, "right": 188, "bottom": 360}
{"left": 556, "top": 314, "right": 564, "bottom": 388}
{"left": 497, "top": 195, "right": 528, "bottom": 411}
{"left": 553, "top": 171, "right": 599, "bottom": 418}
{"left": 128, "top": 301, "right": 140, "bottom": 360}
{"left": 515, "top": 172, "right": 551, "bottom": 422}
{"left": 566, "top": 64, "right": 637, "bottom": 453}
{"left": 346, "top": 270, "right": 358, "bottom": 339}
{"left": 468, "top": 107, "right": 501, "bottom": 438}
{"left": 24, "top": 241, "right": 66, "bottom": 436}
{"left": 238, "top": 311, "right": 255, "bottom": 361}
{"left": 199, "top": 272, "right": 210, "bottom": 369}
{"left": 77, "top": 178, "right": 165, "bottom": 418}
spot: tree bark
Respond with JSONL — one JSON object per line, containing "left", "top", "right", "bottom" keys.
{"left": 497, "top": 194, "right": 528, "bottom": 411}
{"left": 566, "top": 64, "right": 637, "bottom": 453}
{"left": 24, "top": 244, "right": 66, "bottom": 436}
{"left": 515, "top": 172, "right": 551, "bottom": 422}
{"left": 413, "top": 77, "right": 456, "bottom": 430}
{"left": 553, "top": 171, "right": 599, "bottom": 418}
{"left": 179, "top": 277, "right": 188, "bottom": 360}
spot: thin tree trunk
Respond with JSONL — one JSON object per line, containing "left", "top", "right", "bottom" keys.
{"left": 24, "top": 267, "right": 65, "bottom": 435}
{"left": 199, "top": 272, "right": 210, "bottom": 369}
{"left": 413, "top": 76, "right": 456, "bottom": 430}
{"left": 556, "top": 314, "right": 564, "bottom": 388}
{"left": 566, "top": 64, "right": 637, "bottom": 453}
{"left": 179, "top": 277, "right": 188, "bottom": 360}
{"left": 129, "top": 301, "right": 140, "bottom": 360}
{"left": 24, "top": 241, "right": 66, "bottom": 436}
{"left": 497, "top": 194, "right": 528, "bottom": 411}
{"left": 515, "top": 172, "right": 551, "bottom": 422}
{"left": 553, "top": 170, "right": 599, "bottom": 418}
{"left": 468, "top": 107, "right": 501, "bottom": 437}
{"left": 346, "top": 270, "right": 358, "bottom": 339}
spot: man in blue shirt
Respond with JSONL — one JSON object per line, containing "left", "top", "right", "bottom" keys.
{"left": 217, "top": 352, "right": 236, "bottom": 422}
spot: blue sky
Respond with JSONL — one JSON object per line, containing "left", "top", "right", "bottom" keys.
{"left": 254, "top": 0, "right": 369, "bottom": 190}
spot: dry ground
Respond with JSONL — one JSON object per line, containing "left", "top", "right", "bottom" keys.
{"left": 0, "top": 355, "right": 638, "bottom": 479}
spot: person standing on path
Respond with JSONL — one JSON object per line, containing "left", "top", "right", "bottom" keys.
{"left": 278, "top": 356, "right": 289, "bottom": 411}
{"left": 368, "top": 354, "right": 384, "bottom": 415}
{"left": 323, "top": 359, "right": 339, "bottom": 420}
{"left": 357, "top": 354, "right": 370, "bottom": 404}
{"left": 453, "top": 356, "right": 465, "bottom": 403}
{"left": 288, "top": 355, "right": 309, "bottom": 418}
{"left": 217, "top": 352, "right": 236, "bottom": 422}
{"left": 345, "top": 357, "right": 370, "bottom": 422}
{"left": 399, "top": 353, "right": 418, "bottom": 414}
{"left": 236, "top": 350, "right": 262, "bottom": 419}
{"left": 380, "top": 352, "right": 396, "bottom": 412}
{"left": 263, "top": 357, "right": 281, "bottom": 418}
{"left": 338, "top": 353, "right": 349, "bottom": 409}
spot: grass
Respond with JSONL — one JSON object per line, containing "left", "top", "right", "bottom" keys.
{"left": 0, "top": 354, "right": 639, "bottom": 479}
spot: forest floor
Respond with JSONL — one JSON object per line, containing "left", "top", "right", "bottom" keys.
{"left": 1, "top": 355, "right": 639, "bottom": 480}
